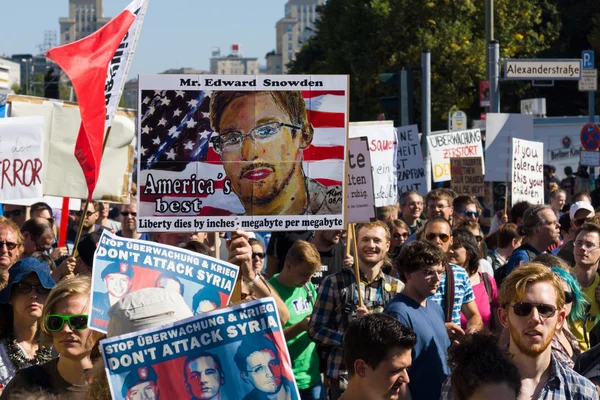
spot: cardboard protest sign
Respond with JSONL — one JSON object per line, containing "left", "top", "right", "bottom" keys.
{"left": 427, "top": 129, "right": 484, "bottom": 182}
{"left": 0, "top": 116, "right": 44, "bottom": 201}
{"left": 101, "top": 298, "right": 300, "bottom": 400}
{"left": 395, "top": 125, "right": 426, "bottom": 195}
{"left": 136, "top": 74, "right": 348, "bottom": 232}
{"left": 349, "top": 121, "right": 397, "bottom": 206}
{"left": 8, "top": 95, "right": 135, "bottom": 202}
{"left": 450, "top": 157, "right": 485, "bottom": 196}
{"left": 511, "top": 138, "right": 544, "bottom": 206}
{"left": 484, "top": 113, "right": 534, "bottom": 182}
{"left": 347, "top": 137, "right": 376, "bottom": 223}
{"left": 90, "top": 231, "right": 239, "bottom": 333}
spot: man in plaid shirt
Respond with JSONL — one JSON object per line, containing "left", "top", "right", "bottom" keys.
{"left": 308, "top": 221, "right": 402, "bottom": 400}
{"left": 441, "top": 263, "right": 596, "bottom": 399}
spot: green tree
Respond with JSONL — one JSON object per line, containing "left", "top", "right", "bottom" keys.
{"left": 289, "top": 0, "right": 561, "bottom": 129}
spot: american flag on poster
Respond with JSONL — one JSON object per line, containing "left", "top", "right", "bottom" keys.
{"left": 138, "top": 86, "right": 346, "bottom": 217}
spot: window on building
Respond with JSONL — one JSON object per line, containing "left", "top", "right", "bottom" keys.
{"left": 288, "top": 43, "right": 293, "bottom": 50}
{"left": 286, "top": 24, "right": 292, "bottom": 32}
{"left": 288, "top": 33, "right": 292, "bottom": 41}
{"left": 65, "top": 33, "right": 70, "bottom": 42}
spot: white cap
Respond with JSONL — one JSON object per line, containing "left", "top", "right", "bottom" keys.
{"left": 569, "top": 201, "right": 595, "bottom": 220}
{"left": 107, "top": 287, "right": 193, "bottom": 337}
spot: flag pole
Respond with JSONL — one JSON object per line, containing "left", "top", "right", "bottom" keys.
{"left": 71, "top": 126, "right": 114, "bottom": 255}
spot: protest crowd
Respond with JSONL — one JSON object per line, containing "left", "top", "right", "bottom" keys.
{"left": 2, "top": 1, "right": 600, "bottom": 399}
{"left": 1, "top": 173, "right": 600, "bottom": 400}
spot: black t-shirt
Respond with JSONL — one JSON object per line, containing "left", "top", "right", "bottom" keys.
{"left": 312, "top": 241, "right": 345, "bottom": 290}
{"left": 266, "top": 231, "right": 315, "bottom": 273}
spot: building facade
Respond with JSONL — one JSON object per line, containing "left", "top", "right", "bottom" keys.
{"left": 209, "top": 45, "right": 259, "bottom": 75}
{"left": 0, "top": 58, "right": 21, "bottom": 96}
{"left": 59, "top": 0, "right": 111, "bottom": 44}
{"left": 268, "top": 0, "right": 324, "bottom": 74}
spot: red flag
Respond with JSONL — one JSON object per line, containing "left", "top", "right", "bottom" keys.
{"left": 46, "top": 5, "right": 138, "bottom": 200}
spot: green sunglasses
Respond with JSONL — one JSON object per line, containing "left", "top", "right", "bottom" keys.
{"left": 46, "top": 314, "right": 89, "bottom": 332}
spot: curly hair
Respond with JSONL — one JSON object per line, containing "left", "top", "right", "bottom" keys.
{"left": 448, "top": 333, "right": 521, "bottom": 399}
{"left": 394, "top": 240, "right": 447, "bottom": 283}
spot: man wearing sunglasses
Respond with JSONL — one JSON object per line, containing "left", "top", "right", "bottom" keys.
{"left": 123, "top": 366, "right": 160, "bottom": 400}
{"left": 117, "top": 199, "right": 150, "bottom": 241}
{"left": 402, "top": 188, "right": 456, "bottom": 247}
{"left": 67, "top": 202, "right": 101, "bottom": 243}
{"left": 494, "top": 263, "right": 595, "bottom": 398}
{"left": 504, "top": 205, "right": 561, "bottom": 276}
{"left": 209, "top": 90, "right": 342, "bottom": 216}
{"left": 423, "top": 217, "right": 483, "bottom": 338}
{"left": 2, "top": 204, "right": 26, "bottom": 229}
{"left": 0, "top": 217, "right": 23, "bottom": 287}
{"left": 572, "top": 222, "right": 600, "bottom": 351}
{"left": 557, "top": 201, "right": 595, "bottom": 268}
{"left": 452, "top": 196, "right": 480, "bottom": 227}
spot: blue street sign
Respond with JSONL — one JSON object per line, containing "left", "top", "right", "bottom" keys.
{"left": 583, "top": 50, "right": 595, "bottom": 69}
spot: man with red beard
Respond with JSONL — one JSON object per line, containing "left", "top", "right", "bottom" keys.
{"left": 0, "top": 217, "right": 23, "bottom": 289}
{"left": 442, "top": 263, "right": 596, "bottom": 399}
{"left": 309, "top": 221, "right": 402, "bottom": 400}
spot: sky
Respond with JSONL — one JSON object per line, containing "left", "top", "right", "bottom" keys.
{"left": 1, "top": 0, "right": 285, "bottom": 81}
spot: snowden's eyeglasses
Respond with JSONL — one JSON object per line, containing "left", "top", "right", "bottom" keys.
{"left": 210, "top": 121, "right": 302, "bottom": 154}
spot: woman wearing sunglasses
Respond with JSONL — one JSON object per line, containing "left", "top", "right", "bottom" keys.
{"left": 449, "top": 229, "right": 500, "bottom": 333}
{"left": 1, "top": 275, "right": 104, "bottom": 399}
{"left": 0, "top": 258, "right": 55, "bottom": 391}
{"left": 550, "top": 267, "right": 587, "bottom": 368}
{"left": 386, "top": 220, "right": 410, "bottom": 258}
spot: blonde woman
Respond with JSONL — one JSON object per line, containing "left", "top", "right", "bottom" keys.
{"left": 0, "top": 275, "right": 104, "bottom": 399}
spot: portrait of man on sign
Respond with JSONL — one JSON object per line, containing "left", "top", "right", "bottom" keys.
{"left": 209, "top": 90, "right": 342, "bottom": 216}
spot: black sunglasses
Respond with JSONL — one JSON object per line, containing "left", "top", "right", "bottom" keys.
{"left": 121, "top": 211, "right": 137, "bottom": 217}
{"left": 252, "top": 252, "right": 265, "bottom": 259}
{"left": 392, "top": 232, "right": 410, "bottom": 239}
{"left": 512, "top": 302, "right": 557, "bottom": 318}
{"left": 74, "top": 210, "right": 95, "bottom": 217}
{"left": 0, "top": 241, "right": 19, "bottom": 251}
{"left": 46, "top": 314, "right": 89, "bottom": 332}
{"left": 3, "top": 210, "right": 23, "bottom": 218}
{"left": 15, "top": 282, "right": 51, "bottom": 295}
{"left": 425, "top": 232, "right": 451, "bottom": 243}
{"left": 457, "top": 210, "right": 480, "bottom": 219}
{"left": 564, "top": 291, "right": 574, "bottom": 304}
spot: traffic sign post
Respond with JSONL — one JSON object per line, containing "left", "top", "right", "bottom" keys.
{"left": 580, "top": 123, "right": 600, "bottom": 151}
{"left": 450, "top": 110, "right": 467, "bottom": 131}
{"left": 583, "top": 50, "right": 596, "bottom": 123}
{"left": 583, "top": 50, "right": 595, "bottom": 69}
{"left": 578, "top": 69, "right": 597, "bottom": 91}
{"left": 580, "top": 150, "right": 600, "bottom": 166}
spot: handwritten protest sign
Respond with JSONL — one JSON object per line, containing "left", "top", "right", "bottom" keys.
{"left": 347, "top": 137, "right": 376, "bottom": 223}
{"left": 137, "top": 74, "right": 347, "bottom": 232}
{"left": 0, "top": 116, "right": 44, "bottom": 201}
{"left": 90, "top": 231, "right": 239, "bottom": 333}
{"left": 511, "top": 138, "right": 544, "bottom": 206}
{"left": 349, "top": 121, "right": 396, "bottom": 206}
{"left": 101, "top": 298, "right": 300, "bottom": 400}
{"left": 450, "top": 157, "right": 484, "bottom": 196}
{"left": 395, "top": 125, "right": 426, "bottom": 195}
{"left": 427, "top": 129, "right": 484, "bottom": 182}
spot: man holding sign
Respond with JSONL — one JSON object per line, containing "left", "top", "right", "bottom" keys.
{"left": 308, "top": 221, "right": 402, "bottom": 399}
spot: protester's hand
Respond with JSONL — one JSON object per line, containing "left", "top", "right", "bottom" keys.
{"left": 446, "top": 322, "right": 465, "bottom": 341}
{"left": 227, "top": 231, "right": 253, "bottom": 280}
{"left": 343, "top": 254, "right": 354, "bottom": 269}
{"left": 299, "top": 316, "right": 310, "bottom": 331}
{"left": 356, "top": 306, "right": 369, "bottom": 319}
{"left": 50, "top": 247, "right": 68, "bottom": 261}
{"left": 52, "top": 256, "right": 76, "bottom": 282}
